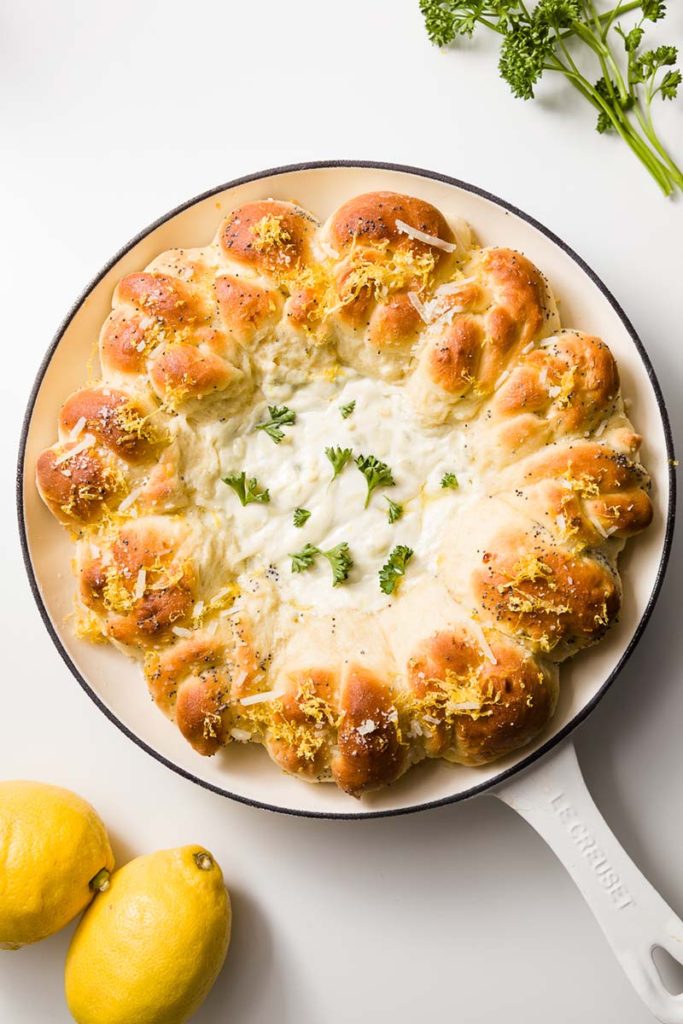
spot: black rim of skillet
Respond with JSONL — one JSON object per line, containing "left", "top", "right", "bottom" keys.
{"left": 16, "top": 160, "right": 677, "bottom": 820}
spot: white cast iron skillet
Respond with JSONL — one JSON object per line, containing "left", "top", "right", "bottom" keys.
{"left": 18, "top": 162, "right": 678, "bottom": 1019}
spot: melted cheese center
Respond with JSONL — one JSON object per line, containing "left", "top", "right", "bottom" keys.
{"left": 192, "top": 372, "right": 477, "bottom": 613}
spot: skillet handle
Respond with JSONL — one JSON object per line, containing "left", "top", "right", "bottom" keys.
{"left": 493, "top": 741, "right": 683, "bottom": 1022}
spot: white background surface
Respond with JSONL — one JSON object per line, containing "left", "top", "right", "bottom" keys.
{"left": 1, "top": 2, "right": 682, "bottom": 1021}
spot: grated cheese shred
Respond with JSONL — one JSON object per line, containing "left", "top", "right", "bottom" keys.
{"left": 469, "top": 620, "right": 498, "bottom": 664}
{"left": 172, "top": 626, "right": 192, "bottom": 638}
{"left": 240, "top": 689, "right": 283, "bottom": 707}
{"left": 69, "top": 416, "right": 87, "bottom": 441}
{"left": 134, "top": 569, "right": 146, "bottom": 600}
{"left": 407, "top": 291, "right": 429, "bottom": 323}
{"left": 395, "top": 219, "right": 457, "bottom": 253}
{"left": 54, "top": 434, "right": 96, "bottom": 466}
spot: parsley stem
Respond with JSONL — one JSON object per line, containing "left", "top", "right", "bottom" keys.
{"left": 548, "top": 50, "right": 675, "bottom": 195}
{"left": 633, "top": 99, "right": 683, "bottom": 189}
{"left": 566, "top": 7, "right": 683, "bottom": 194}
{"left": 476, "top": 16, "right": 504, "bottom": 35}
{"left": 599, "top": 1, "right": 642, "bottom": 41}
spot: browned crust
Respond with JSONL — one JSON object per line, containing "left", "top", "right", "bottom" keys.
{"left": 116, "top": 272, "right": 207, "bottom": 326}
{"left": 406, "top": 629, "right": 558, "bottom": 765}
{"left": 480, "top": 248, "right": 547, "bottom": 346}
{"left": 216, "top": 274, "right": 282, "bottom": 344}
{"left": 504, "top": 441, "right": 652, "bottom": 544}
{"left": 79, "top": 519, "right": 195, "bottom": 646}
{"left": 328, "top": 191, "right": 453, "bottom": 253}
{"left": 428, "top": 317, "right": 484, "bottom": 394}
{"left": 100, "top": 312, "right": 148, "bottom": 375}
{"left": 327, "top": 192, "right": 457, "bottom": 362}
{"left": 149, "top": 343, "right": 239, "bottom": 403}
{"left": 218, "top": 200, "right": 316, "bottom": 276}
{"left": 146, "top": 636, "right": 234, "bottom": 755}
{"left": 36, "top": 445, "right": 123, "bottom": 525}
{"left": 473, "top": 535, "right": 621, "bottom": 656}
{"left": 59, "top": 388, "right": 158, "bottom": 463}
{"left": 489, "top": 331, "right": 620, "bottom": 459}
{"left": 368, "top": 293, "right": 423, "bottom": 350}
{"left": 424, "top": 248, "right": 555, "bottom": 399}
{"left": 264, "top": 669, "right": 338, "bottom": 780}
{"left": 332, "top": 667, "right": 405, "bottom": 796}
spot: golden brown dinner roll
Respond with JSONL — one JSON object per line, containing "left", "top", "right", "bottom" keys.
{"left": 473, "top": 329, "right": 620, "bottom": 468}
{"left": 410, "top": 247, "right": 559, "bottom": 422}
{"left": 442, "top": 497, "right": 622, "bottom": 659}
{"left": 35, "top": 385, "right": 164, "bottom": 526}
{"left": 145, "top": 614, "right": 259, "bottom": 755}
{"left": 77, "top": 516, "right": 196, "bottom": 647}
{"left": 100, "top": 259, "right": 246, "bottom": 410}
{"left": 495, "top": 440, "right": 653, "bottom": 548}
{"left": 322, "top": 191, "right": 462, "bottom": 379}
{"left": 36, "top": 443, "right": 125, "bottom": 526}
{"left": 59, "top": 387, "right": 161, "bottom": 462}
{"left": 404, "top": 625, "right": 558, "bottom": 765}
{"left": 219, "top": 200, "right": 317, "bottom": 275}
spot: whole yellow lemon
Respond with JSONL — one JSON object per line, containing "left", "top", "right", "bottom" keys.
{"left": 0, "top": 780, "right": 114, "bottom": 950}
{"left": 65, "top": 845, "right": 231, "bottom": 1024}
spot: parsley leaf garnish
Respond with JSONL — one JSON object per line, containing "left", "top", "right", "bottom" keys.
{"left": 289, "top": 542, "right": 354, "bottom": 586}
{"left": 340, "top": 401, "right": 356, "bottom": 419}
{"left": 222, "top": 472, "right": 270, "bottom": 506}
{"left": 355, "top": 453, "right": 395, "bottom": 508}
{"left": 379, "top": 545, "right": 414, "bottom": 595}
{"left": 385, "top": 498, "right": 404, "bottom": 524}
{"left": 323, "top": 543, "right": 354, "bottom": 586}
{"left": 293, "top": 507, "right": 311, "bottom": 528}
{"left": 441, "top": 472, "right": 459, "bottom": 490}
{"left": 325, "top": 446, "right": 354, "bottom": 481}
{"left": 290, "top": 543, "right": 319, "bottom": 573}
{"left": 255, "top": 405, "right": 296, "bottom": 444}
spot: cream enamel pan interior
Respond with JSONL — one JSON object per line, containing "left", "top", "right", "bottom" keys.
{"left": 18, "top": 162, "right": 675, "bottom": 819}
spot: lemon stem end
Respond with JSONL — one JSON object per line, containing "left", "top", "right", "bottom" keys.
{"left": 89, "top": 868, "right": 111, "bottom": 893}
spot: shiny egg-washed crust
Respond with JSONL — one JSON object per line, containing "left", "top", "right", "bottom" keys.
{"left": 35, "top": 191, "right": 652, "bottom": 797}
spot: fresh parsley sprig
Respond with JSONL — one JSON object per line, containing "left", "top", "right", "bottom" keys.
{"left": 293, "top": 507, "right": 311, "bottom": 528}
{"left": 420, "top": 0, "right": 682, "bottom": 196}
{"left": 340, "top": 401, "right": 356, "bottom": 419}
{"left": 290, "top": 543, "right": 319, "bottom": 573}
{"left": 222, "top": 472, "right": 270, "bottom": 506}
{"left": 323, "top": 543, "right": 354, "bottom": 586}
{"left": 441, "top": 472, "right": 459, "bottom": 490}
{"left": 255, "top": 405, "right": 296, "bottom": 444}
{"left": 379, "top": 545, "right": 414, "bottom": 595}
{"left": 325, "top": 446, "right": 354, "bottom": 481}
{"left": 289, "top": 542, "right": 354, "bottom": 586}
{"left": 385, "top": 498, "right": 404, "bottom": 523}
{"left": 355, "top": 453, "right": 396, "bottom": 508}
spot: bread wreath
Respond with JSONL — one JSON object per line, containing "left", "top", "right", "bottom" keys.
{"left": 36, "top": 191, "right": 652, "bottom": 796}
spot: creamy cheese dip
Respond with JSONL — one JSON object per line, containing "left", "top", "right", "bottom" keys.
{"left": 185, "top": 371, "right": 479, "bottom": 613}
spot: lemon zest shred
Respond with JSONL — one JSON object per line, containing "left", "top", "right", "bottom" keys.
{"left": 295, "top": 679, "right": 340, "bottom": 727}
{"left": 102, "top": 570, "right": 136, "bottom": 613}
{"left": 496, "top": 555, "right": 572, "bottom": 619}
{"left": 399, "top": 668, "right": 501, "bottom": 726}
{"left": 202, "top": 711, "right": 222, "bottom": 740}
{"left": 339, "top": 244, "right": 436, "bottom": 305}
{"left": 242, "top": 699, "right": 326, "bottom": 763}
{"left": 115, "top": 403, "right": 161, "bottom": 447}
{"left": 73, "top": 603, "right": 107, "bottom": 643}
{"left": 251, "top": 215, "right": 291, "bottom": 251}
